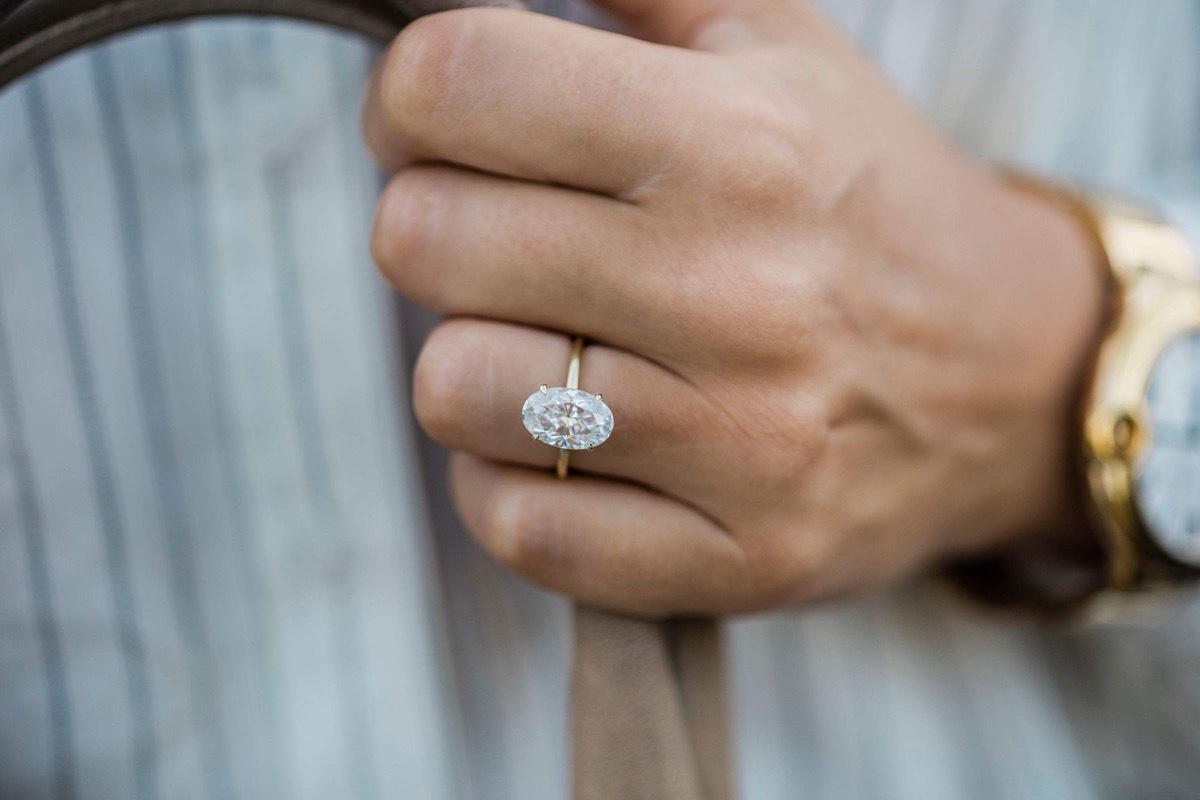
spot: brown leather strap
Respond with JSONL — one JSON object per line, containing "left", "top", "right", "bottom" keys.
{"left": 0, "top": 5, "right": 732, "bottom": 797}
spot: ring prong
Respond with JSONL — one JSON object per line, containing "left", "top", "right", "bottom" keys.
{"left": 587, "top": 443, "right": 595, "bottom": 451}
{"left": 595, "top": 393, "right": 602, "bottom": 401}
{"left": 540, "top": 384, "right": 549, "bottom": 394}
{"left": 532, "top": 434, "right": 539, "bottom": 441}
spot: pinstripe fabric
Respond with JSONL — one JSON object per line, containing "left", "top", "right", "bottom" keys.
{"left": 92, "top": 44, "right": 237, "bottom": 800}
{"left": 0, "top": 239, "right": 76, "bottom": 800}
{"left": 162, "top": 30, "right": 288, "bottom": 798}
{"left": 0, "top": 2, "right": 1198, "bottom": 799}
{"left": 16, "top": 74, "right": 157, "bottom": 800}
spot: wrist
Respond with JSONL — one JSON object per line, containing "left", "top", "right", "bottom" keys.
{"left": 965, "top": 174, "right": 1111, "bottom": 559}
{"left": 1015, "top": 182, "right": 1110, "bottom": 543}
{"left": 946, "top": 172, "right": 1117, "bottom": 610}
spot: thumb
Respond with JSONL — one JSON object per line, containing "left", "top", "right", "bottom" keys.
{"left": 584, "top": 0, "right": 808, "bottom": 50}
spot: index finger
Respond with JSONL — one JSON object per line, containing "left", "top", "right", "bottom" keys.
{"left": 362, "top": 7, "right": 720, "bottom": 199}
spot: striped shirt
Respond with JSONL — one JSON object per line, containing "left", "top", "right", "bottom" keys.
{"left": 0, "top": 1, "right": 1198, "bottom": 798}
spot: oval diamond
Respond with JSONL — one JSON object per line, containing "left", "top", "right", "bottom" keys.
{"left": 522, "top": 387, "right": 614, "bottom": 450}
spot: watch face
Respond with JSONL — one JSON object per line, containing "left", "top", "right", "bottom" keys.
{"left": 1136, "top": 328, "right": 1200, "bottom": 566}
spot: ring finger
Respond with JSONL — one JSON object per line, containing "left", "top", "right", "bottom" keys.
{"left": 412, "top": 317, "right": 726, "bottom": 513}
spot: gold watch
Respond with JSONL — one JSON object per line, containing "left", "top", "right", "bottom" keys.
{"left": 1077, "top": 193, "right": 1200, "bottom": 596}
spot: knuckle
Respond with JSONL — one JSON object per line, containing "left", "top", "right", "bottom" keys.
{"left": 741, "top": 528, "right": 828, "bottom": 609}
{"left": 717, "top": 93, "right": 816, "bottom": 208}
{"left": 379, "top": 12, "right": 476, "bottom": 130}
{"left": 412, "top": 322, "right": 476, "bottom": 441}
{"left": 487, "top": 489, "right": 559, "bottom": 575}
{"left": 370, "top": 168, "right": 446, "bottom": 293}
{"left": 751, "top": 451, "right": 799, "bottom": 496}
{"left": 725, "top": 397, "right": 826, "bottom": 492}
{"left": 773, "top": 534, "right": 830, "bottom": 602}
{"left": 739, "top": 94, "right": 806, "bottom": 151}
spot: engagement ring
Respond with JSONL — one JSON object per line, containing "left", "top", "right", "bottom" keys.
{"left": 522, "top": 336, "right": 614, "bottom": 479}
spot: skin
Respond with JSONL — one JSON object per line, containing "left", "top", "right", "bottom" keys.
{"left": 361, "top": 0, "right": 1107, "bottom": 616}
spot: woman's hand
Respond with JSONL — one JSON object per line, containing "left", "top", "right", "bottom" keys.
{"left": 361, "top": 0, "right": 1106, "bottom": 615}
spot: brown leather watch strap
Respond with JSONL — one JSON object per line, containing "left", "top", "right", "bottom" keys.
{"left": 0, "top": 4, "right": 732, "bottom": 798}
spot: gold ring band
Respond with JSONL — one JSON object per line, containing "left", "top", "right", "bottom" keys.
{"left": 557, "top": 336, "right": 585, "bottom": 479}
